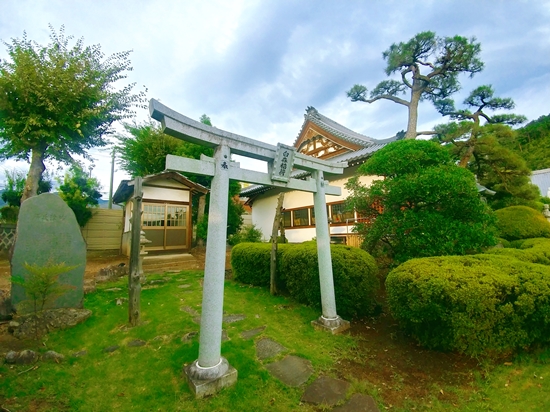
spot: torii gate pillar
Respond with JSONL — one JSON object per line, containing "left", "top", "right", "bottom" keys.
{"left": 184, "top": 143, "right": 237, "bottom": 396}
{"left": 311, "top": 170, "right": 350, "bottom": 333}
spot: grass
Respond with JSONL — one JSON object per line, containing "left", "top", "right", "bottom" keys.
{"left": 1, "top": 269, "right": 550, "bottom": 411}
{"left": 0, "top": 271, "right": 357, "bottom": 411}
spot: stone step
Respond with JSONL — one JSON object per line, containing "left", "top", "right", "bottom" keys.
{"left": 142, "top": 253, "right": 200, "bottom": 273}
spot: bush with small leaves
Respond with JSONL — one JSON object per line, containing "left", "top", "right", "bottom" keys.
{"left": 495, "top": 206, "right": 550, "bottom": 240}
{"left": 386, "top": 254, "right": 550, "bottom": 356}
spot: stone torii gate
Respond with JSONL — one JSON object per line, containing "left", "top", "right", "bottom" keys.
{"left": 150, "top": 99, "right": 350, "bottom": 397}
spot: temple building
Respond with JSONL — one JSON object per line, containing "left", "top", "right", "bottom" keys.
{"left": 241, "top": 107, "right": 397, "bottom": 245}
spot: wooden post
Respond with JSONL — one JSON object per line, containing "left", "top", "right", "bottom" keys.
{"left": 128, "top": 177, "right": 143, "bottom": 326}
{"left": 270, "top": 193, "right": 284, "bottom": 295}
{"left": 197, "top": 194, "right": 206, "bottom": 247}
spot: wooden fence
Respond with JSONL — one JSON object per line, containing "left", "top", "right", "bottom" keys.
{"left": 81, "top": 209, "right": 123, "bottom": 250}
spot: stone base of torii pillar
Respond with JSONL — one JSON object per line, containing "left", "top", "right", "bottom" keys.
{"left": 311, "top": 315, "right": 350, "bottom": 334}
{"left": 184, "top": 358, "right": 238, "bottom": 398}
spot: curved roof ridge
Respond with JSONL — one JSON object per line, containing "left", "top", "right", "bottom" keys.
{"left": 293, "top": 106, "right": 380, "bottom": 148}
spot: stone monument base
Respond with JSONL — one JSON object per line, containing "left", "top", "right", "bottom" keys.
{"left": 311, "top": 315, "right": 350, "bottom": 335}
{"left": 184, "top": 357, "right": 238, "bottom": 398}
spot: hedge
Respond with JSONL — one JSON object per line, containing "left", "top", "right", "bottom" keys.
{"left": 495, "top": 206, "right": 550, "bottom": 240}
{"left": 231, "top": 243, "right": 379, "bottom": 319}
{"left": 385, "top": 254, "right": 550, "bottom": 356}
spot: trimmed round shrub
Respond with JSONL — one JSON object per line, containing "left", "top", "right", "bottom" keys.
{"left": 231, "top": 243, "right": 275, "bottom": 288}
{"left": 231, "top": 242, "right": 379, "bottom": 319}
{"left": 495, "top": 206, "right": 550, "bottom": 240}
{"left": 278, "top": 244, "right": 379, "bottom": 318}
{"left": 386, "top": 254, "right": 550, "bottom": 356}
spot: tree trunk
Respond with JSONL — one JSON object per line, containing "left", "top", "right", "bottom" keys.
{"left": 128, "top": 177, "right": 143, "bottom": 326}
{"left": 405, "top": 89, "right": 421, "bottom": 139}
{"left": 270, "top": 193, "right": 284, "bottom": 295}
{"left": 21, "top": 147, "right": 46, "bottom": 203}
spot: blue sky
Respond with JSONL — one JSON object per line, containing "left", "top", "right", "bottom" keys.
{"left": 1, "top": 0, "right": 549, "bottom": 192}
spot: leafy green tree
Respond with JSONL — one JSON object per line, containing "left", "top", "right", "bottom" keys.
{"left": 0, "top": 25, "right": 145, "bottom": 202}
{"left": 58, "top": 163, "right": 101, "bottom": 227}
{"left": 347, "top": 31, "right": 483, "bottom": 139}
{"left": 117, "top": 122, "right": 185, "bottom": 177}
{"left": 1, "top": 169, "right": 52, "bottom": 207}
{"left": 346, "top": 140, "right": 497, "bottom": 263}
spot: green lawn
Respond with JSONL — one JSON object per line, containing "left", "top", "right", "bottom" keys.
{"left": 1, "top": 270, "right": 549, "bottom": 411}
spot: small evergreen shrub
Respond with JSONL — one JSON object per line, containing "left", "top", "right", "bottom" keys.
{"left": 495, "top": 206, "right": 550, "bottom": 240}
{"left": 231, "top": 243, "right": 278, "bottom": 288}
{"left": 231, "top": 243, "right": 379, "bottom": 318}
{"left": 386, "top": 254, "right": 550, "bottom": 356}
{"left": 227, "top": 224, "right": 263, "bottom": 246}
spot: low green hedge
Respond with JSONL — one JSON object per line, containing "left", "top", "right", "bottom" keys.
{"left": 231, "top": 243, "right": 379, "bottom": 318}
{"left": 386, "top": 254, "right": 550, "bottom": 356}
{"left": 495, "top": 206, "right": 550, "bottom": 240}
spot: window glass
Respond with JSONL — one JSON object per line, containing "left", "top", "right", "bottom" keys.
{"left": 330, "top": 202, "right": 354, "bottom": 223}
{"left": 293, "top": 208, "right": 309, "bottom": 227}
{"left": 282, "top": 211, "right": 292, "bottom": 227}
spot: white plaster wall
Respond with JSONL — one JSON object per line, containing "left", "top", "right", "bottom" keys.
{"left": 250, "top": 174, "right": 381, "bottom": 243}
{"left": 143, "top": 186, "right": 189, "bottom": 203}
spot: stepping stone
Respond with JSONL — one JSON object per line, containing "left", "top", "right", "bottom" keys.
{"left": 301, "top": 376, "right": 350, "bottom": 406}
{"left": 72, "top": 350, "right": 88, "bottom": 358}
{"left": 222, "top": 330, "right": 229, "bottom": 342}
{"left": 241, "top": 326, "right": 266, "bottom": 339}
{"left": 178, "top": 284, "right": 191, "bottom": 288}
{"left": 332, "top": 393, "right": 381, "bottom": 412}
{"left": 180, "top": 306, "right": 200, "bottom": 316}
{"left": 265, "top": 355, "right": 313, "bottom": 387}
{"left": 223, "top": 314, "right": 246, "bottom": 323}
{"left": 127, "top": 339, "right": 146, "bottom": 347}
{"left": 256, "top": 338, "right": 286, "bottom": 360}
{"left": 103, "top": 345, "right": 120, "bottom": 353}
{"left": 181, "top": 331, "right": 198, "bottom": 342}
{"left": 43, "top": 351, "right": 65, "bottom": 362}
{"left": 192, "top": 316, "right": 201, "bottom": 324}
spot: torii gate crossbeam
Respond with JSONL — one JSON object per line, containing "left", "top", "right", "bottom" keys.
{"left": 150, "top": 99, "right": 350, "bottom": 398}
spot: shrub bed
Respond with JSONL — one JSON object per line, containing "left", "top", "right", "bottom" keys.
{"left": 231, "top": 243, "right": 379, "bottom": 318}
{"left": 385, "top": 254, "right": 550, "bottom": 356}
{"left": 495, "top": 206, "right": 550, "bottom": 240}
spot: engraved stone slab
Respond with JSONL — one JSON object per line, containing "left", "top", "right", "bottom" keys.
{"left": 301, "top": 376, "right": 351, "bottom": 406}
{"left": 11, "top": 193, "right": 86, "bottom": 313}
{"left": 265, "top": 355, "right": 313, "bottom": 387}
{"left": 256, "top": 338, "right": 286, "bottom": 360}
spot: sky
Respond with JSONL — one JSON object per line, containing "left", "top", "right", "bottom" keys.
{"left": 1, "top": 0, "right": 549, "bottom": 196}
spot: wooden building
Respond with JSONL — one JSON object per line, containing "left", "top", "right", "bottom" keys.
{"left": 113, "top": 171, "right": 208, "bottom": 255}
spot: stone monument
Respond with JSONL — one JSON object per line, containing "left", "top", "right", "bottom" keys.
{"left": 11, "top": 193, "right": 86, "bottom": 313}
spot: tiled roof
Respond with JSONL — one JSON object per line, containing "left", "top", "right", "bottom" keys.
{"left": 241, "top": 107, "right": 399, "bottom": 199}
{"left": 294, "top": 106, "right": 377, "bottom": 148}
